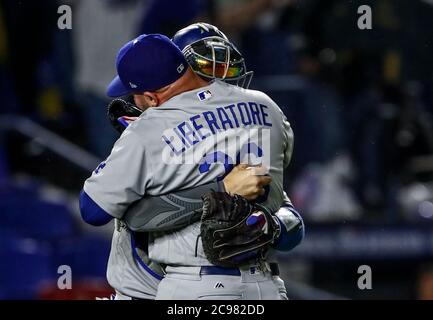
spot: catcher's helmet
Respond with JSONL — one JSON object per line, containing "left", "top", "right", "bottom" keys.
{"left": 172, "top": 23, "right": 253, "bottom": 88}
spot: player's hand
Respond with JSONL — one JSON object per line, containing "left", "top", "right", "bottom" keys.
{"left": 223, "top": 164, "right": 272, "bottom": 201}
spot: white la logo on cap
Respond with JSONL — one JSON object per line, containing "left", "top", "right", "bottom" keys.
{"left": 129, "top": 82, "right": 138, "bottom": 89}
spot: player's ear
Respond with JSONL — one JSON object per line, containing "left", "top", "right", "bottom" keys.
{"left": 142, "top": 92, "right": 159, "bottom": 108}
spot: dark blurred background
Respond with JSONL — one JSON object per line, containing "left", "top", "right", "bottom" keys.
{"left": 1, "top": 0, "right": 433, "bottom": 299}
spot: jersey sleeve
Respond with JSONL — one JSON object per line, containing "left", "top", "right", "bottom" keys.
{"left": 259, "top": 91, "right": 294, "bottom": 169}
{"left": 123, "top": 180, "right": 225, "bottom": 232}
{"left": 281, "top": 110, "right": 294, "bottom": 168}
{"left": 272, "top": 192, "right": 305, "bottom": 251}
{"left": 83, "top": 129, "right": 149, "bottom": 219}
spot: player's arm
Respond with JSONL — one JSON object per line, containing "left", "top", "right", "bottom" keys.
{"left": 271, "top": 192, "right": 305, "bottom": 252}
{"left": 281, "top": 110, "right": 294, "bottom": 168}
{"left": 79, "top": 129, "right": 148, "bottom": 226}
{"left": 269, "top": 106, "right": 301, "bottom": 250}
{"left": 124, "top": 173, "right": 305, "bottom": 253}
{"left": 123, "top": 164, "right": 271, "bottom": 232}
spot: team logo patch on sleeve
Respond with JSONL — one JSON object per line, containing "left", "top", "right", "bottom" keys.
{"left": 197, "top": 89, "right": 212, "bottom": 101}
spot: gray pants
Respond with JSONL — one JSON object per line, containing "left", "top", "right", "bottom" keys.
{"left": 155, "top": 266, "right": 288, "bottom": 300}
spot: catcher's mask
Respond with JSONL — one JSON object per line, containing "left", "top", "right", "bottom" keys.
{"left": 173, "top": 23, "right": 253, "bottom": 89}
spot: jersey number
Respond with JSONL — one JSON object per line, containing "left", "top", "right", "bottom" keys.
{"left": 198, "top": 142, "right": 269, "bottom": 201}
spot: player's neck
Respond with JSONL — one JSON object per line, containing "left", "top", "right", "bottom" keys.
{"left": 157, "top": 69, "right": 208, "bottom": 105}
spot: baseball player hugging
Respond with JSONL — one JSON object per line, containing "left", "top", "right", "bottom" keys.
{"left": 80, "top": 26, "right": 304, "bottom": 300}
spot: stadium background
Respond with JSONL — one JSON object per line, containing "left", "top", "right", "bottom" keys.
{"left": 1, "top": 0, "right": 433, "bottom": 299}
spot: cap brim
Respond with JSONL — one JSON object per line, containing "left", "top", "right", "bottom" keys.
{"left": 106, "top": 76, "right": 131, "bottom": 98}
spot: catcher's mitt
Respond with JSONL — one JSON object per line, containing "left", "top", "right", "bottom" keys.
{"left": 107, "top": 98, "right": 143, "bottom": 133}
{"left": 201, "top": 191, "right": 281, "bottom": 268}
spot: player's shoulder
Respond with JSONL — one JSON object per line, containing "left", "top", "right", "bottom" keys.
{"left": 119, "top": 112, "right": 156, "bottom": 137}
{"left": 227, "top": 83, "right": 287, "bottom": 123}
{"left": 220, "top": 81, "right": 277, "bottom": 105}
{"left": 244, "top": 88, "right": 275, "bottom": 105}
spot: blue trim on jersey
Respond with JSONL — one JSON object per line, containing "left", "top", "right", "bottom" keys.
{"left": 117, "top": 117, "right": 129, "bottom": 128}
{"left": 79, "top": 190, "right": 113, "bottom": 226}
{"left": 130, "top": 232, "right": 164, "bottom": 281}
{"left": 272, "top": 206, "right": 305, "bottom": 252}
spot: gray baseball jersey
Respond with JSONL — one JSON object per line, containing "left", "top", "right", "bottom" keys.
{"left": 106, "top": 184, "right": 298, "bottom": 299}
{"left": 106, "top": 222, "right": 162, "bottom": 300}
{"left": 84, "top": 80, "right": 293, "bottom": 268}
{"left": 105, "top": 179, "right": 225, "bottom": 299}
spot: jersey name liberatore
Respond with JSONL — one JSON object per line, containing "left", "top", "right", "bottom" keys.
{"left": 83, "top": 80, "right": 293, "bottom": 266}
{"left": 163, "top": 100, "right": 273, "bottom": 157}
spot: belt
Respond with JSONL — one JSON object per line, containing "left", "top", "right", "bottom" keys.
{"left": 200, "top": 263, "right": 280, "bottom": 276}
{"left": 200, "top": 266, "right": 241, "bottom": 276}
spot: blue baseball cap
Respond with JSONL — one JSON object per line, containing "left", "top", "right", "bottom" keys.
{"left": 107, "top": 34, "right": 188, "bottom": 97}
